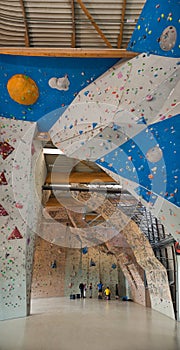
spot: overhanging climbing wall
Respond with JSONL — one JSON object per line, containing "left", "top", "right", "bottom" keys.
{"left": 49, "top": 53, "right": 180, "bottom": 242}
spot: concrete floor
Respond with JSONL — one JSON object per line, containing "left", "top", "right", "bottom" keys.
{"left": 0, "top": 297, "right": 179, "bottom": 350}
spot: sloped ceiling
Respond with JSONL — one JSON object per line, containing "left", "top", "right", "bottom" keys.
{"left": 0, "top": 0, "right": 145, "bottom": 48}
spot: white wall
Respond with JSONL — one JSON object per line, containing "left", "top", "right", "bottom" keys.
{"left": 0, "top": 117, "right": 46, "bottom": 320}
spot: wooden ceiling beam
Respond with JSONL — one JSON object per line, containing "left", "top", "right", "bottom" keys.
{"left": 19, "top": 0, "right": 30, "bottom": 47}
{"left": 71, "top": 0, "right": 76, "bottom": 48}
{"left": 45, "top": 198, "right": 82, "bottom": 209}
{"left": 45, "top": 199, "right": 104, "bottom": 224}
{"left": 46, "top": 171, "right": 116, "bottom": 184}
{"left": 117, "top": 0, "right": 127, "bottom": 49}
{"left": 66, "top": 209, "right": 78, "bottom": 228}
{"left": 76, "top": 0, "right": 112, "bottom": 48}
{"left": 0, "top": 48, "right": 137, "bottom": 58}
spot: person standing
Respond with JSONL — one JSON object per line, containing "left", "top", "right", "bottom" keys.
{"left": 79, "top": 282, "right": 84, "bottom": 298}
{"left": 104, "top": 286, "right": 111, "bottom": 300}
{"left": 83, "top": 283, "right": 87, "bottom": 298}
{"left": 89, "top": 283, "right": 93, "bottom": 298}
{"left": 97, "top": 281, "right": 103, "bottom": 299}
{"left": 115, "top": 283, "right": 119, "bottom": 299}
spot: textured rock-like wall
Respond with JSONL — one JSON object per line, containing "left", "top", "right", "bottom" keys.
{"left": 0, "top": 117, "right": 45, "bottom": 320}
{"left": 31, "top": 236, "right": 66, "bottom": 298}
{"left": 76, "top": 192, "right": 174, "bottom": 318}
{"left": 64, "top": 247, "right": 121, "bottom": 298}
{"left": 98, "top": 241, "right": 146, "bottom": 305}
{"left": 110, "top": 226, "right": 174, "bottom": 318}
{"left": 116, "top": 249, "right": 146, "bottom": 306}
{"left": 31, "top": 241, "right": 126, "bottom": 299}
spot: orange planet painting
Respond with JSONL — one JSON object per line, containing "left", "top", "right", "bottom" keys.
{"left": 7, "top": 74, "right": 39, "bottom": 105}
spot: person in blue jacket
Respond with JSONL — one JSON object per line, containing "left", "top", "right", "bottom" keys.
{"left": 97, "top": 281, "right": 103, "bottom": 299}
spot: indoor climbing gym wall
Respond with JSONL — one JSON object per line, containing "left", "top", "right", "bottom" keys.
{"left": 128, "top": 0, "right": 179, "bottom": 57}
{"left": 49, "top": 50, "right": 179, "bottom": 319}
{"left": 0, "top": 0, "right": 179, "bottom": 321}
{"left": 31, "top": 236, "right": 66, "bottom": 298}
{"left": 0, "top": 117, "right": 46, "bottom": 320}
{"left": 31, "top": 240, "right": 126, "bottom": 300}
{"left": 0, "top": 118, "right": 35, "bottom": 320}
{"left": 0, "top": 54, "right": 119, "bottom": 131}
{"left": 76, "top": 192, "right": 175, "bottom": 318}
{"left": 0, "top": 54, "right": 118, "bottom": 320}
{"left": 50, "top": 53, "right": 180, "bottom": 243}
{"left": 25, "top": 137, "right": 47, "bottom": 313}
{"left": 64, "top": 246, "right": 120, "bottom": 299}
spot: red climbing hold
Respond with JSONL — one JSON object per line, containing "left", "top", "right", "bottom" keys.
{"left": 0, "top": 141, "right": 14, "bottom": 160}
{"left": 175, "top": 242, "right": 180, "bottom": 255}
{"left": 8, "top": 226, "right": 23, "bottom": 240}
{"left": 0, "top": 204, "right": 8, "bottom": 216}
{"left": 0, "top": 172, "right": 8, "bottom": 185}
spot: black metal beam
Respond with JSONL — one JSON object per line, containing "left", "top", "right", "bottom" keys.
{"left": 42, "top": 184, "right": 129, "bottom": 194}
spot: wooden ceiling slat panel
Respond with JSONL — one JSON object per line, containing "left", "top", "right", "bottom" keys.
{"left": 0, "top": 0, "right": 145, "bottom": 49}
{"left": 76, "top": 0, "right": 112, "bottom": 48}
{"left": 46, "top": 171, "right": 116, "bottom": 184}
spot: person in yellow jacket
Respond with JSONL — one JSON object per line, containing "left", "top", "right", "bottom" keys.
{"left": 104, "top": 286, "right": 111, "bottom": 300}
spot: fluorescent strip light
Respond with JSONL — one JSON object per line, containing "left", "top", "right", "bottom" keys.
{"left": 43, "top": 148, "right": 64, "bottom": 155}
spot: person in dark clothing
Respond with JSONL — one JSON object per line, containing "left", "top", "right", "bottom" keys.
{"left": 97, "top": 281, "right": 103, "bottom": 299}
{"left": 79, "top": 283, "right": 84, "bottom": 298}
{"left": 89, "top": 283, "right": 93, "bottom": 298}
{"left": 115, "top": 284, "right": 119, "bottom": 299}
